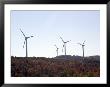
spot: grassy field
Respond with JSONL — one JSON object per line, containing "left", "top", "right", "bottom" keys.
{"left": 11, "top": 55, "right": 100, "bottom": 77}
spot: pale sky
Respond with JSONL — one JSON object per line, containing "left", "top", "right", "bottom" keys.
{"left": 11, "top": 10, "right": 100, "bottom": 57}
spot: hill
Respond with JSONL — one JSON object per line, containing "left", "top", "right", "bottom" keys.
{"left": 11, "top": 55, "right": 100, "bottom": 77}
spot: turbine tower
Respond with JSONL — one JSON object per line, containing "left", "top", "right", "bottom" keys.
{"left": 54, "top": 45, "right": 59, "bottom": 56}
{"left": 20, "top": 28, "right": 33, "bottom": 58}
{"left": 60, "top": 36, "right": 71, "bottom": 55}
{"left": 78, "top": 40, "right": 86, "bottom": 58}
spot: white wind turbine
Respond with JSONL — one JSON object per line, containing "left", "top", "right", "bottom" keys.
{"left": 60, "top": 36, "right": 71, "bottom": 55}
{"left": 20, "top": 28, "right": 34, "bottom": 57}
{"left": 78, "top": 40, "right": 86, "bottom": 58}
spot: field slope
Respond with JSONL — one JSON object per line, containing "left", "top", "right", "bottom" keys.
{"left": 11, "top": 55, "right": 100, "bottom": 77}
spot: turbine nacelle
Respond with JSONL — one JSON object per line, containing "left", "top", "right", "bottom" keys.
{"left": 64, "top": 40, "right": 71, "bottom": 43}
{"left": 77, "top": 40, "right": 85, "bottom": 46}
{"left": 25, "top": 36, "right": 34, "bottom": 39}
{"left": 77, "top": 43, "right": 85, "bottom": 46}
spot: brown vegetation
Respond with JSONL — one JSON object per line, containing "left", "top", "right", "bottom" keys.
{"left": 11, "top": 56, "right": 100, "bottom": 77}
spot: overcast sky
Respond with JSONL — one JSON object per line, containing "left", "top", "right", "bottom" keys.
{"left": 11, "top": 10, "right": 100, "bottom": 57}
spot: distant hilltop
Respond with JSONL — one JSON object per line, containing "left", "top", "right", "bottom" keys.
{"left": 54, "top": 55, "right": 100, "bottom": 61}
{"left": 11, "top": 55, "right": 100, "bottom": 61}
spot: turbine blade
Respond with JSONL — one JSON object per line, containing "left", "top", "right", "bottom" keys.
{"left": 23, "top": 40, "right": 25, "bottom": 48}
{"left": 62, "top": 44, "right": 64, "bottom": 52}
{"left": 63, "top": 44, "right": 64, "bottom": 47}
{"left": 54, "top": 45, "right": 59, "bottom": 50}
{"left": 27, "top": 36, "right": 34, "bottom": 39}
{"left": 66, "top": 40, "right": 71, "bottom": 43}
{"left": 77, "top": 43, "right": 82, "bottom": 45}
{"left": 83, "top": 40, "right": 86, "bottom": 44}
{"left": 31, "top": 36, "right": 34, "bottom": 37}
{"left": 26, "top": 37, "right": 31, "bottom": 39}
{"left": 83, "top": 41, "right": 85, "bottom": 44}
{"left": 60, "top": 36, "right": 64, "bottom": 43}
{"left": 20, "top": 28, "right": 25, "bottom": 37}
{"left": 54, "top": 45, "right": 57, "bottom": 48}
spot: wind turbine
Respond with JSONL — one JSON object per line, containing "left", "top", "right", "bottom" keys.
{"left": 60, "top": 36, "right": 71, "bottom": 55}
{"left": 78, "top": 40, "right": 86, "bottom": 58}
{"left": 54, "top": 45, "right": 59, "bottom": 56}
{"left": 20, "top": 28, "right": 34, "bottom": 58}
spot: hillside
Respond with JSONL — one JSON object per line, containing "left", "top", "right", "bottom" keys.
{"left": 11, "top": 55, "right": 100, "bottom": 77}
